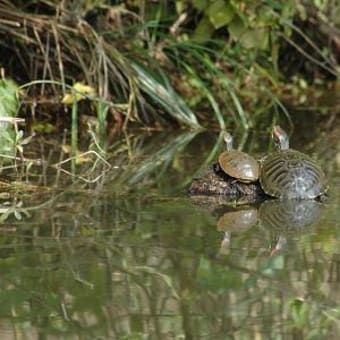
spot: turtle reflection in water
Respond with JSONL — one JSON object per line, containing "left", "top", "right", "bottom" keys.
{"left": 217, "top": 207, "right": 258, "bottom": 255}
{"left": 259, "top": 199, "right": 321, "bottom": 231}
{"left": 259, "top": 199, "right": 322, "bottom": 255}
{"left": 260, "top": 126, "right": 327, "bottom": 199}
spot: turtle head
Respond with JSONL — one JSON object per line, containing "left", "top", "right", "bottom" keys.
{"left": 223, "top": 132, "right": 234, "bottom": 151}
{"left": 272, "top": 125, "right": 289, "bottom": 150}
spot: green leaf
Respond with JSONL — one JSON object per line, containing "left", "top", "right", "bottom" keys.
{"left": 192, "top": 16, "right": 215, "bottom": 42}
{"left": 192, "top": 0, "right": 209, "bottom": 11}
{"left": 206, "top": 0, "right": 235, "bottom": 29}
{"left": 0, "top": 79, "right": 19, "bottom": 117}
{"left": 228, "top": 15, "right": 247, "bottom": 40}
{"left": 289, "top": 298, "right": 309, "bottom": 328}
{"left": 240, "top": 28, "right": 269, "bottom": 50}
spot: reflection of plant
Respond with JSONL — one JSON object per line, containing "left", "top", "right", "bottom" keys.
{"left": 0, "top": 187, "right": 339, "bottom": 338}
{"left": 286, "top": 297, "right": 340, "bottom": 338}
{"left": 0, "top": 199, "right": 30, "bottom": 223}
{"left": 289, "top": 297, "right": 309, "bottom": 329}
{"left": 197, "top": 257, "right": 242, "bottom": 291}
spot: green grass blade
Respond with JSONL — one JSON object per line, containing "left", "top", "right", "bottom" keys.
{"left": 132, "top": 63, "right": 201, "bottom": 128}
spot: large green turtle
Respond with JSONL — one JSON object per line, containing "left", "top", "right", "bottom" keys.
{"left": 260, "top": 126, "right": 327, "bottom": 199}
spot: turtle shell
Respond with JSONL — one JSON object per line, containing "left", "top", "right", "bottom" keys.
{"left": 218, "top": 150, "right": 259, "bottom": 183}
{"left": 260, "top": 149, "right": 327, "bottom": 199}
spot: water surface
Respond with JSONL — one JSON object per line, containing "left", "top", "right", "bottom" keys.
{"left": 0, "top": 122, "right": 339, "bottom": 339}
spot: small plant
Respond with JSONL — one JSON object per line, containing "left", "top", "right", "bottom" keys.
{"left": 0, "top": 78, "right": 26, "bottom": 165}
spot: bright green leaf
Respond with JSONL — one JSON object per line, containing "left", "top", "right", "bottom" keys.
{"left": 207, "top": 0, "right": 235, "bottom": 29}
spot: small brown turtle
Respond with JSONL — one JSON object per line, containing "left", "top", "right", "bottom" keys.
{"left": 217, "top": 132, "right": 259, "bottom": 183}
{"left": 260, "top": 126, "right": 327, "bottom": 199}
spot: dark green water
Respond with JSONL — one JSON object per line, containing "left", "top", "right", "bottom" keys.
{"left": 0, "top": 124, "right": 339, "bottom": 339}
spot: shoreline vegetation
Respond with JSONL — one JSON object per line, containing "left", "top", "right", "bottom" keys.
{"left": 0, "top": 1, "right": 338, "bottom": 132}
{"left": 0, "top": 4, "right": 339, "bottom": 338}
{"left": 0, "top": 1, "right": 338, "bottom": 187}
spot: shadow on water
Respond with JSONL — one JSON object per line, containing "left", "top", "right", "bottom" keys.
{"left": 0, "top": 118, "right": 339, "bottom": 338}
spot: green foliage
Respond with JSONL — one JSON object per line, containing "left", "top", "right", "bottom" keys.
{"left": 132, "top": 63, "right": 201, "bottom": 128}
{"left": 0, "top": 0, "right": 338, "bottom": 131}
{"left": 187, "top": 0, "right": 293, "bottom": 52}
{"left": 206, "top": 0, "right": 235, "bottom": 30}
{"left": 289, "top": 298, "right": 309, "bottom": 329}
{"left": 0, "top": 79, "right": 19, "bottom": 117}
{"left": 0, "top": 79, "right": 21, "bottom": 161}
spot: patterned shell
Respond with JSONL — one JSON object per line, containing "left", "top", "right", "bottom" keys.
{"left": 218, "top": 150, "right": 259, "bottom": 183}
{"left": 260, "top": 149, "right": 327, "bottom": 199}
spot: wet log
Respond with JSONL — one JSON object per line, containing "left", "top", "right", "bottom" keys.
{"left": 187, "top": 164, "right": 266, "bottom": 204}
